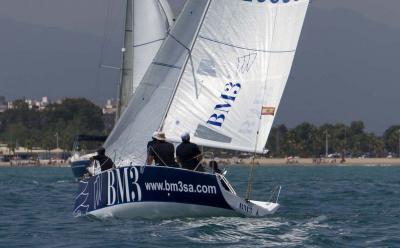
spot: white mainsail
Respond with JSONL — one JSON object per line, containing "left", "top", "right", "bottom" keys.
{"left": 106, "top": 0, "right": 309, "bottom": 164}
{"left": 117, "top": 0, "right": 175, "bottom": 117}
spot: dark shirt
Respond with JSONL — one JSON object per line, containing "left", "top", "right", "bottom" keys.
{"left": 176, "top": 141, "right": 202, "bottom": 171}
{"left": 92, "top": 154, "right": 115, "bottom": 171}
{"left": 148, "top": 141, "right": 177, "bottom": 167}
{"left": 147, "top": 139, "right": 156, "bottom": 151}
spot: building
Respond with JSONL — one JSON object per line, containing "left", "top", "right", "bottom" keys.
{"left": 102, "top": 99, "right": 117, "bottom": 115}
{"left": 24, "top": 96, "right": 49, "bottom": 111}
{"left": 0, "top": 96, "right": 6, "bottom": 113}
{"left": 102, "top": 99, "right": 117, "bottom": 133}
{"left": 7, "top": 101, "right": 13, "bottom": 110}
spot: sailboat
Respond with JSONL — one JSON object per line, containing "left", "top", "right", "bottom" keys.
{"left": 74, "top": 0, "right": 309, "bottom": 218}
{"left": 70, "top": 0, "right": 174, "bottom": 178}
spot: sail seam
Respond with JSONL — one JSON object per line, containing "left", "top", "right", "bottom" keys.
{"left": 199, "top": 35, "right": 295, "bottom": 53}
{"left": 134, "top": 38, "right": 166, "bottom": 48}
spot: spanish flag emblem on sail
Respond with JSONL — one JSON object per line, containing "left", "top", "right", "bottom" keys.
{"left": 261, "top": 106, "right": 275, "bottom": 116}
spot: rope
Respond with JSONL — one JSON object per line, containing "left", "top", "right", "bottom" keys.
{"left": 148, "top": 144, "right": 169, "bottom": 167}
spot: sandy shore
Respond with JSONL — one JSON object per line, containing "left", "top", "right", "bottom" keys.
{"left": 0, "top": 161, "right": 69, "bottom": 167}
{"left": 218, "top": 157, "right": 400, "bottom": 166}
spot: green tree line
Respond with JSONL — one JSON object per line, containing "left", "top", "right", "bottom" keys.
{"left": 266, "top": 121, "right": 400, "bottom": 158}
{"left": 1, "top": 99, "right": 399, "bottom": 158}
{"left": 0, "top": 98, "right": 106, "bottom": 151}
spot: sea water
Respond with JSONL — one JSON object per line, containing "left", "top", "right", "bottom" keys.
{"left": 0, "top": 166, "right": 399, "bottom": 247}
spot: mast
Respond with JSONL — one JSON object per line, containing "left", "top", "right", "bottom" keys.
{"left": 116, "top": 0, "right": 134, "bottom": 120}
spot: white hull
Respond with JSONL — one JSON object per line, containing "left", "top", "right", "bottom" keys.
{"left": 89, "top": 202, "right": 238, "bottom": 219}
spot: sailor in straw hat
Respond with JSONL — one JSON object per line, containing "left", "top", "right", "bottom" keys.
{"left": 146, "top": 131, "right": 178, "bottom": 167}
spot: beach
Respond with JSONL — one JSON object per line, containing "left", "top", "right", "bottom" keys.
{"left": 0, "top": 160, "right": 69, "bottom": 167}
{"left": 212, "top": 157, "right": 400, "bottom": 166}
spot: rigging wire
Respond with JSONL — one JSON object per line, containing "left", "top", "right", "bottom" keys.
{"left": 245, "top": 4, "right": 280, "bottom": 201}
{"left": 98, "top": 0, "right": 113, "bottom": 69}
{"left": 156, "top": 0, "right": 173, "bottom": 32}
{"left": 93, "top": 0, "right": 117, "bottom": 98}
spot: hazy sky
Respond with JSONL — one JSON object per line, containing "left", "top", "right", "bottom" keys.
{"left": 0, "top": 0, "right": 399, "bottom": 134}
{"left": 1, "top": 0, "right": 399, "bottom": 32}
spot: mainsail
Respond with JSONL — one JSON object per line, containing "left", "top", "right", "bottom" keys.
{"left": 106, "top": 0, "right": 309, "bottom": 164}
{"left": 117, "top": 0, "right": 175, "bottom": 118}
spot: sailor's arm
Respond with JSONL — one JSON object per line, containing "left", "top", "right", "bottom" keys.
{"left": 176, "top": 156, "right": 182, "bottom": 167}
{"left": 194, "top": 145, "right": 203, "bottom": 161}
{"left": 146, "top": 155, "right": 154, "bottom": 166}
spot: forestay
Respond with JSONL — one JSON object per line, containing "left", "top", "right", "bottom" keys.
{"left": 162, "top": 0, "right": 309, "bottom": 153}
{"left": 105, "top": 1, "right": 211, "bottom": 164}
{"left": 117, "top": 0, "right": 175, "bottom": 117}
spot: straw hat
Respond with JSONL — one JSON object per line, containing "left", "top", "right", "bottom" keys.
{"left": 153, "top": 131, "right": 166, "bottom": 141}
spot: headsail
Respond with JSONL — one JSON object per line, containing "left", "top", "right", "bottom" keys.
{"left": 117, "top": 0, "right": 175, "bottom": 118}
{"left": 106, "top": 0, "right": 309, "bottom": 164}
{"left": 162, "top": 0, "right": 310, "bottom": 153}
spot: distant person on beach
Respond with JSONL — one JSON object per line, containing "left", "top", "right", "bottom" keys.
{"left": 340, "top": 151, "right": 346, "bottom": 163}
{"left": 90, "top": 147, "right": 115, "bottom": 172}
{"left": 176, "top": 132, "right": 204, "bottom": 172}
{"left": 146, "top": 132, "right": 178, "bottom": 167}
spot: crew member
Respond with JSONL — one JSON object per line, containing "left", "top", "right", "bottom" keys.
{"left": 146, "top": 132, "right": 177, "bottom": 167}
{"left": 176, "top": 132, "right": 204, "bottom": 171}
{"left": 147, "top": 131, "right": 158, "bottom": 152}
{"left": 90, "top": 147, "right": 115, "bottom": 172}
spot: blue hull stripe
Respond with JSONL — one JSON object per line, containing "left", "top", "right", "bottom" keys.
{"left": 73, "top": 166, "right": 232, "bottom": 216}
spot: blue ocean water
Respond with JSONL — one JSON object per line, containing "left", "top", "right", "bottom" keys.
{"left": 0, "top": 165, "right": 399, "bottom": 248}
